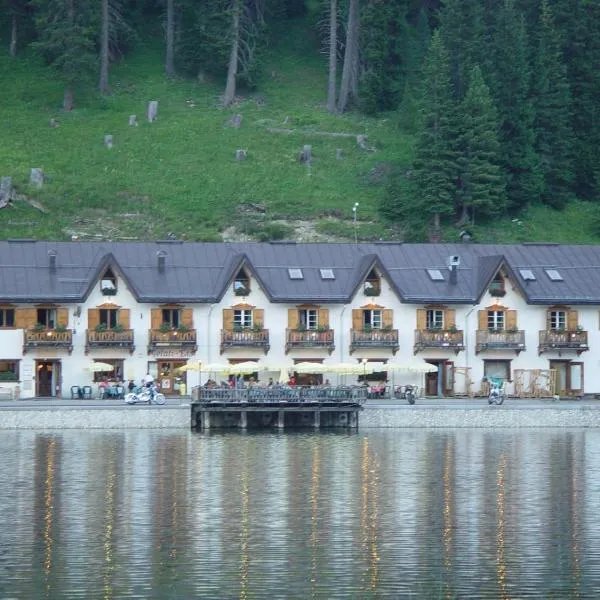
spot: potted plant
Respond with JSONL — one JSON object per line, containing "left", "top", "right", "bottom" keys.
{"left": 177, "top": 324, "right": 190, "bottom": 333}
{"left": 296, "top": 324, "right": 307, "bottom": 332}
{"left": 33, "top": 322, "right": 45, "bottom": 332}
{"left": 159, "top": 322, "right": 172, "bottom": 333}
{"left": 55, "top": 325, "right": 67, "bottom": 333}
{"left": 252, "top": 322, "right": 264, "bottom": 332}
{"left": 112, "top": 323, "right": 124, "bottom": 333}
{"left": 316, "top": 325, "right": 329, "bottom": 333}
{"left": 448, "top": 325, "right": 458, "bottom": 334}
{"left": 363, "top": 324, "right": 372, "bottom": 333}
{"left": 95, "top": 323, "right": 107, "bottom": 332}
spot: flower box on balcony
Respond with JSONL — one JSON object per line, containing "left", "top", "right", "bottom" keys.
{"left": 101, "top": 288, "right": 117, "bottom": 296}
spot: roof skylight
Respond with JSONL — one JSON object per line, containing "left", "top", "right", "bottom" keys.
{"left": 320, "top": 268, "right": 335, "bottom": 280}
{"left": 427, "top": 269, "right": 444, "bottom": 281}
{"left": 545, "top": 269, "right": 563, "bottom": 281}
{"left": 519, "top": 269, "right": 536, "bottom": 281}
{"left": 288, "top": 268, "right": 304, "bottom": 280}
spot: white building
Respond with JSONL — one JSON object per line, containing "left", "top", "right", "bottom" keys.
{"left": 0, "top": 240, "right": 596, "bottom": 399}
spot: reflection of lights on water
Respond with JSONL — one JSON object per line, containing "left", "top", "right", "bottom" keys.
{"left": 442, "top": 443, "right": 453, "bottom": 598}
{"left": 496, "top": 454, "right": 506, "bottom": 600}
{"left": 239, "top": 465, "right": 249, "bottom": 600}
{"left": 103, "top": 449, "right": 117, "bottom": 600}
{"left": 359, "top": 437, "right": 380, "bottom": 593}
{"left": 43, "top": 438, "right": 57, "bottom": 580}
{"left": 571, "top": 448, "right": 581, "bottom": 599}
{"left": 310, "top": 444, "right": 320, "bottom": 595}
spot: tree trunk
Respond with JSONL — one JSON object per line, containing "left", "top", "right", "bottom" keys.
{"left": 99, "top": 0, "right": 109, "bottom": 94}
{"left": 327, "top": 0, "right": 337, "bottom": 114}
{"left": 223, "top": 0, "right": 240, "bottom": 107}
{"left": 165, "top": 0, "right": 175, "bottom": 76}
{"left": 63, "top": 85, "right": 73, "bottom": 111}
{"left": 337, "top": 0, "right": 359, "bottom": 113}
{"left": 9, "top": 14, "right": 17, "bottom": 58}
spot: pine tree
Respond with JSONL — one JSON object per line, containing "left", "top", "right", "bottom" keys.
{"left": 531, "top": 0, "right": 574, "bottom": 209}
{"left": 411, "top": 30, "right": 459, "bottom": 229}
{"left": 456, "top": 65, "right": 505, "bottom": 223}
{"left": 490, "top": 0, "right": 541, "bottom": 212}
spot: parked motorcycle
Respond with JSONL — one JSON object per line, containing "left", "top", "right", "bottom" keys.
{"left": 393, "top": 384, "right": 417, "bottom": 405}
{"left": 484, "top": 377, "right": 505, "bottom": 405}
{"left": 124, "top": 384, "right": 166, "bottom": 405}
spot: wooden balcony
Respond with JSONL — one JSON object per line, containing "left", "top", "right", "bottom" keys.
{"left": 148, "top": 329, "right": 198, "bottom": 353}
{"left": 86, "top": 329, "right": 135, "bottom": 354}
{"left": 23, "top": 329, "right": 73, "bottom": 354}
{"left": 285, "top": 329, "right": 335, "bottom": 354}
{"left": 475, "top": 330, "right": 525, "bottom": 354}
{"left": 538, "top": 330, "right": 589, "bottom": 355}
{"left": 349, "top": 329, "right": 399, "bottom": 354}
{"left": 414, "top": 329, "right": 464, "bottom": 354}
{"left": 220, "top": 328, "right": 270, "bottom": 354}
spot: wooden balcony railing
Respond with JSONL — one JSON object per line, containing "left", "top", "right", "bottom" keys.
{"left": 285, "top": 329, "right": 335, "bottom": 353}
{"left": 86, "top": 329, "right": 135, "bottom": 354}
{"left": 414, "top": 329, "right": 464, "bottom": 354}
{"left": 349, "top": 329, "right": 399, "bottom": 354}
{"left": 538, "top": 330, "right": 589, "bottom": 355}
{"left": 23, "top": 329, "right": 73, "bottom": 354}
{"left": 476, "top": 329, "right": 525, "bottom": 354}
{"left": 148, "top": 329, "right": 198, "bottom": 353}
{"left": 220, "top": 329, "right": 270, "bottom": 354}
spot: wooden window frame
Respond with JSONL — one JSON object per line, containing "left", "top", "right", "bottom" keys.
{"left": 0, "top": 307, "right": 15, "bottom": 328}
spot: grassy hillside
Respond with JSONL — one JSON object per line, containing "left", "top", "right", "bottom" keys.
{"left": 0, "top": 18, "right": 598, "bottom": 244}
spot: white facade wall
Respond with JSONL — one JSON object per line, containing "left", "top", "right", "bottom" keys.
{"left": 3, "top": 265, "right": 600, "bottom": 399}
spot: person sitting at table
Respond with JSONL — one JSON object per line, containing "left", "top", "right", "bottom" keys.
{"left": 98, "top": 378, "right": 109, "bottom": 399}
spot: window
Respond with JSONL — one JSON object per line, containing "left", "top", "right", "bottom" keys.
{"left": 363, "top": 309, "right": 382, "bottom": 329}
{"left": 364, "top": 269, "right": 381, "bottom": 295}
{"left": 101, "top": 267, "right": 117, "bottom": 295}
{"left": 0, "top": 360, "right": 19, "bottom": 381}
{"left": 427, "top": 269, "right": 444, "bottom": 281}
{"left": 92, "top": 359, "right": 123, "bottom": 383}
{"left": 0, "top": 308, "right": 15, "bottom": 328}
{"left": 549, "top": 310, "right": 566, "bottom": 331}
{"left": 519, "top": 269, "right": 536, "bottom": 281}
{"left": 234, "top": 309, "right": 253, "bottom": 329}
{"left": 545, "top": 269, "right": 563, "bottom": 281}
{"left": 484, "top": 359, "right": 511, "bottom": 382}
{"left": 487, "top": 310, "right": 504, "bottom": 331}
{"left": 162, "top": 308, "right": 180, "bottom": 328}
{"left": 37, "top": 308, "right": 57, "bottom": 329}
{"left": 489, "top": 273, "right": 505, "bottom": 296}
{"left": 99, "top": 308, "right": 119, "bottom": 329}
{"left": 234, "top": 270, "right": 250, "bottom": 295}
{"left": 426, "top": 309, "right": 444, "bottom": 330}
{"left": 320, "top": 268, "right": 335, "bottom": 280}
{"left": 288, "top": 268, "right": 303, "bottom": 280}
{"left": 298, "top": 309, "right": 318, "bottom": 330}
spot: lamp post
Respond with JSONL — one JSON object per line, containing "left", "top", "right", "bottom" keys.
{"left": 352, "top": 202, "right": 359, "bottom": 244}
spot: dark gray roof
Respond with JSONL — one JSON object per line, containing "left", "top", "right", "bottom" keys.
{"left": 1, "top": 240, "right": 600, "bottom": 305}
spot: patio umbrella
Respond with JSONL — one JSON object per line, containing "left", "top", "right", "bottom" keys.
{"left": 292, "top": 362, "right": 331, "bottom": 374}
{"left": 328, "top": 362, "right": 377, "bottom": 375}
{"left": 379, "top": 361, "right": 438, "bottom": 373}
{"left": 86, "top": 362, "right": 115, "bottom": 372}
{"left": 226, "top": 361, "right": 262, "bottom": 375}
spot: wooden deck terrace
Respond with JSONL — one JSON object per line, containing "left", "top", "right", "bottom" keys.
{"left": 191, "top": 385, "right": 366, "bottom": 430}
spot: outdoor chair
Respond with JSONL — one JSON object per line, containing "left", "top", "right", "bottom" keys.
{"left": 70, "top": 385, "right": 81, "bottom": 399}
{"left": 82, "top": 385, "right": 93, "bottom": 399}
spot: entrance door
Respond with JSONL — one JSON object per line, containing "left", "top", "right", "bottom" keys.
{"left": 425, "top": 371, "right": 438, "bottom": 396}
{"left": 549, "top": 360, "right": 584, "bottom": 397}
{"left": 424, "top": 360, "right": 452, "bottom": 396}
{"left": 157, "top": 361, "right": 186, "bottom": 395}
{"left": 36, "top": 360, "right": 61, "bottom": 397}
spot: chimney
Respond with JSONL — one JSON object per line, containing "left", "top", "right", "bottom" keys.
{"left": 447, "top": 255, "right": 460, "bottom": 285}
{"left": 48, "top": 249, "right": 57, "bottom": 271}
{"left": 157, "top": 250, "right": 167, "bottom": 273}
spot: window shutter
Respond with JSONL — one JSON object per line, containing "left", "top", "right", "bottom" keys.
{"left": 151, "top": 308, "right": 162, "bottom": 330}
{"left": 254, "top": 308, "right": 264, "bottom": 327}
{"left": 181, "top": 308, "right": 193, "bottom": 328}
{"left": 445, "top": 309, "right": 456, "bottom": 329}
{"left": 382, "top": 309, "right": 393, "bottom": 328}
{"left": 317, "top": 308, "right": 329, "bottom": 328}
{"left": 416, "top": 309, "right": 426, "bottom": 330}
{"left": 119, "top": 309, "right": 130, "bottom": 329}
{"left": 546, "top": 310, "right": 552, "bottom": 330}
{"left": 15, "top": 308, "right": 37, "bottom": 329}
{"left": 352, "top": 309, "right": 362, "bottom": 330}
{"left": 506, "top": 310, "right": 517, "bottom": 330}
{"left": 223, "top": 309, "right": 233, "bottom": 330}
{"left": 478, "top": 310, "right": 487, "bottom": 330}
{"left": 88, "top": 308, "right": 99, "bottom": 330}
{"left": 288, "top": 308, "right": 297, "bottom": 328}
{"left": 57, "top": 308, "right": 68, "bottom": 327}
{"left": 567, "top": 310, "right": 578, "bottom": 331}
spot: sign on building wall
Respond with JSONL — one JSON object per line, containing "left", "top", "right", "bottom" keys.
{"left": 152, "top": 349, "right": 196, "bottom": 359}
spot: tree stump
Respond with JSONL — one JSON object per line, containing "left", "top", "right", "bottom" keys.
{"left": 129, "top": 115, "right": 138, "bottom": 127}
{"left": 0, "top": 177, "right": 12, "bottom": 209}
{"left": 235, "top": 149, "right": 247, "bottom": 161}
{"left": 104, "top": 135, "right": 113, "bottom": 149}
{"left": 147, "top": 101, "right": 158, "bottom": 122}
{"left": 298, "top": 145, "right": 312, "bottom": 163}
{"left": 336, "top": 148, "right": 344, "bottom": 160}
{"left": 228, "top": 114, "right": 243, "bottom": 128}
{"left": 49, "top": 118, "right": 59, "bottom": 128}
{"left": 30, "top": 168, "right": 44, "bottom": 188}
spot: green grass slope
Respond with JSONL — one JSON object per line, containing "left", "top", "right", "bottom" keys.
{"left": 0, "top": 18, "right": 598, "bottom": 244}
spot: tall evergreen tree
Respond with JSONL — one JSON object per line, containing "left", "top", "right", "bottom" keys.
{"left": 411, "top": 30, "right": 458, "bottom": 229}
{"left": 531, "top": 0, "right": 574, "bottom": 209}
{"left": 456, "top": 65, "right": 505, "bottom": 223}
{"left": 337, "top": 0, "right": 360, "bottom": 113}
{"left": 491, "top": 0, "right": 541, "bottom": 212}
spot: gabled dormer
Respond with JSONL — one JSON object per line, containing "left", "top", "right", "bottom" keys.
{"left": 100, "top": 267, "right": 117, "bottom": 296}
{"left": 233, "top": 267, "right": 251, "bottom": 296}
{"left": 364, "top": 268, "right": 381, "bottom": 297}
{"left": 488, "top": 271, "right": 505, "bottom": 297}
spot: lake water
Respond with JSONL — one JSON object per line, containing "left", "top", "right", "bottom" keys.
{"left": 1, "top": 429, "right": 600, "bottom": 599}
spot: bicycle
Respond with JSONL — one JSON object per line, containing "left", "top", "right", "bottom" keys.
{"left": 484, "top": 376, "right": 505, "bottom": 405}
{"left": 124, "top": 384, "right": 166, "bottom": 405}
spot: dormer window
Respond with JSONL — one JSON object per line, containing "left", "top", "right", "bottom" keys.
{"left": 234, "top": 269, "right": 250, "bottom": 296}
{"left": 489, "top": 273, "right": 505, "bottom": 297}
{"left": 101, "top": 268, "right": 117, "bottom": 296}
{"left": 364, "top": 269, "right": 381, "bottom": 296}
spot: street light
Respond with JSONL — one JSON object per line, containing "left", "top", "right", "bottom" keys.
{"left": 352, "top": 202, "right": 359, "bottom": 244}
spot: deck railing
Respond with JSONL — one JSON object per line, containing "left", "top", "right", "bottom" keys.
{"left": 349, "top": 329, "right": 399, "bottom": 354}
{"left": 86, "top": 329, "right": 135, "bottom": 353}
{"left": 476, "top": 329, "right": 525, "bottom": 353}
{"left": 285, "top": 329, "right": 334, "bottom": 352}
{"left": 220, "top": 329, "right": 270, "bottom": 353}
{"left": 23, "top": 329, "right": 73, "bottom": 353}
{"left": 538, "top": 330, "right": 589, "bottom": 354}
{"left": 414, "top": 329, "right": 464, "bottom": 353}
{"left": 148, "top": 329, "right": 197, "bottom": 352}
{"left": 194, "top": 385, "right": 367, "bottom": 404}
